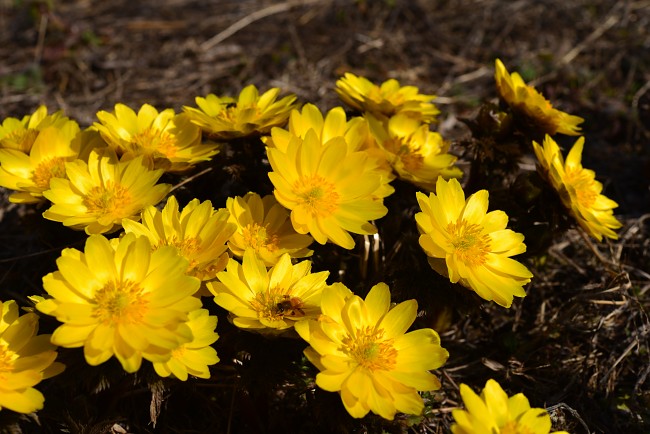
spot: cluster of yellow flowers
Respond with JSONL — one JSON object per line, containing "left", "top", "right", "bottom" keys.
{"left": 0, "top": 61, "right": 620, "bottom": 431}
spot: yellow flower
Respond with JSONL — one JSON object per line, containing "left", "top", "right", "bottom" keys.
{"left": 226, "top": 192, "right": 313, "bottom": 267}
{"left": 207, "top": 250, "right": 329, "bottom": 333}
{"left": 0, "top": 105, "right": 75, "bottom": 153}
{"left": 335, "top": 72, "right": 439, "bottom": 122}
{"left": 122, "top": 195, "right": 235, "bottom": 281}
{"left": 263, "top": 103, "right": 395, "bottom": 192}
{"left": 153, "top": 308, "right": 219, "bottom": 380}
{"left": 36, "top": 234, "right": 202, "bottom": 373}
{"left": 451, "top": 379, "right": 569, "bottom": 434}
{"left": 43, "top": 148, "right": 170, "bottom": 234}
{"left": 367, "top": 113, "right": 462, "bottom": 190}
{"left": 295, "top": 282, "right": 449, "bottom": 420}
{"left": 267, "top": 129, "right": 390, "bottom": 249}
{"left": 0, "top": 299, "right": 64, "bottom": 414}
{"left": 0, "top": 122, "right": 81, "bottom": 203}
{"left": 93, "top": 103, "right": 218, "bottom": 172}
{"left": 183, "top": 85, "right": 298, "bottom": 139}
{"left": 495, "top": 59, "right": 583, "bottom": 136}
{"left": 415, "top": 178, "right": 533, "bottom": 308}
{"left": 533, "top": 135, "right": 621, "bottom": 241}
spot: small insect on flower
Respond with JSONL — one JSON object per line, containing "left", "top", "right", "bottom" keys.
{"left": 274, "top": 295, "right": 306, "bottom": 317}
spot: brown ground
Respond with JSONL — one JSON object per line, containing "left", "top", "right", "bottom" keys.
{"left": 1, "top": 0, "right": 649, "bottom": 433}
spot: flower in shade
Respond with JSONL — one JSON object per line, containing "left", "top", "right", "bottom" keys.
{"left": 533, "top": 135, "right": 621, "bottom": 241}
{"left": 267, "top": 129, "right": 390, "bottom": 249}
{"left": 415, "top": 177, "right": 533, "bottom": 308}
{"left": 122, "top": 195, "right": 235, "bottom": 282}
{"left": 0, "top": 105, "right": 75, "bottom": 153}
{"left": 495, "top": 59, "right": 583, "bottom": 136}
{"left": 0, "top": 299, "right": 64, "bottom": 414}
{"left": 451, "top": 379, "right": 569, "bottom": 434}
{"left": 153, "top": 308, "right": 219, "bottom": 380}
{"left": 36, "top": 234, "right": 202, "bottom": 373}
{"left": 0, "top": 122, "right": 81, "bottom": 203}
{"left": 295, "top": 282, "right": 449, "bottom": 420}
{"left": 335, "top": 72, "right": 439, "bottom": 122}
{"left": 43, "top": 148, "right": 170, "bottom": 234}
{"left": 207, "top": 250, "right": 329, "bottom": 333}
{"left": 366, "top": 113, "right": 462, "bottom": 190}
{"left": 226, "top": 192, "right": 313, "bottom": 267}
{"left": 93, "top": 103, "right": 218, "bottom": 172}
{"left": 183, "top": 85, "right": 298, "bottom": 139}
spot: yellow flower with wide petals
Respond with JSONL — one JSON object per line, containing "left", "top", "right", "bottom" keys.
{"left": 36, "top": 234, "right": 202, "bottom": 373}
{"left": 415, "top": 178, "right": 533, "bottom": 308}
{"left": 452, "top": 379, "right": 569, "bottom": 434}
{"left": 207, "top": 250, "right": 329, "bottom": 333}
{"left": 267, "top": 129, "right": 390, "bottom": 249}
{"left": 0, "top": 122, "right": 81, "bottom": 203}
{"left": 335, "top": 72, "right": 439, "bottom": 122}
{"left": 533, "top": 135, "right": 621, "bottom": 241}
{"left": 153, "top": 308, "right": 219, "bottom": 380}
{"left": 0, "top": 299, "right": 64, "bottom": 414}
{"left": 295, "top": 282, "right": 449, "bottom": 420}
{"left": 183, "top": 85, "right": 298, "bottom": 139}
{"left": 43, "top": 149, "right": 170, "bottom": 234}
{"left": 0, "top": 105, "right": 75, "bottom": 153}
{"left": 122, "top": 195, "right": 235, "bottom": 281}
{"left": 367, "top": 113, "right": 462, "bottom": 190}
{"left": 263, "top": 103, "right": 395, "bottom": 191}
{"left": 93, "top": 103, "right": 217, "bottom": 172}
{"left": 495, "top": 59, "right": 583, "bottom": 136}
{"left": 226, "top": 192, "right": 313, "bottom": 267}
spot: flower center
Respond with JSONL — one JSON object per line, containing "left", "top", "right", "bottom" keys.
{"left": 447, "top": 220, "right": 491, "bottom": 267}
{"left": 0, "top": 343, "right": 19, "bottom": 377}
{"left": 32, "top": 157, "right": 67, "bottom": 190}
{"left": 83, "top": 181, "right": 132, "bottom": 218}
{"left": 2, "top": 128, "right": 39, "bottom": 152}
{"left": 242, "top": 223, "right": 279, "bottom": 252}
{"left": 342, "top": 326, "right": 397, "bottom": 371}
{"left": 293, "top": 175, "right": 339, "bottom": 218}
{"left": 157, "top": 236, "right": 202, "bottom": 272}
{"left": 131, "top": 128, "right": 177, "bottom": 158}
{"left": 563, "top": 167, "right": 598, "bottom": 208}
{"left": 93, "top": 280, "right": 148, "bottom": 325}
{"left": 501, "top": 421, "right": 535, "bottom": 434}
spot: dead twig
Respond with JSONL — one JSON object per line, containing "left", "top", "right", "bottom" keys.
{"left": 201, "top": 0, "right": 324, "bottom": 51}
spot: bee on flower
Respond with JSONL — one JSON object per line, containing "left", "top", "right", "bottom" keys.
{"left": 207, "top": 250, "right": 329, "bottom": 334}
{"left": 494, "top": 59, "right": 584, "bottom": 136}
{"left": 93, "top": 103, "right": 219, "bottom": 172}
{"left": 415, "top": 177, "right": 533, "bottom": 308}
{"left": 43, "top": 148, "right": 170, "bottom": 234}
{"left": 226, "top": 192, "right": 313, "bottom": 267}
{"left": 37, "top": 234, "right": 202, "bottom": 373}
{"left": 183, "top": 85, "right": 298, "bottom": 139}
{"left": 295, "top": 282, "right": 449, "bottom": 420}
{"left": 533, "top": 135, "right": 621, "bottom": 241}
{"left": 0, "top": 299, "right": 65, "bottom": 413}
{"left": 0, "top": 105, "right": 75, "bottom": 153}
{"left": 451, "top": 379, "right": 569, "bottom": 434}
{"left": 0, "top": 122, "right": 81, "bottom": 203}
{"left": 335, "top": 72, "right": 439, "bottom": 122}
